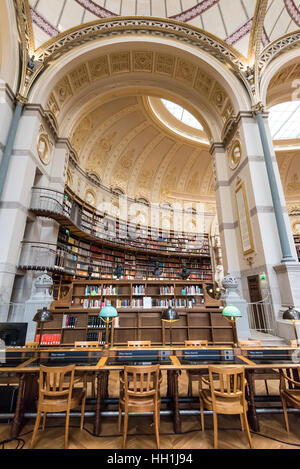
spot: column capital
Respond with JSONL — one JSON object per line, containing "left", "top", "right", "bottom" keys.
{"left": 209, "top": 142, "right": 225, "bottom": 156}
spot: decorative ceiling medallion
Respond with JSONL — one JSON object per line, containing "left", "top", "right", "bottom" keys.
{"left": 229, "top": 140, "right": 242, "bottom": 170}
{"left": 85, "top": 189, "right": 96, "bottom": 206}
{"left": 37, "top": 132, "right": 51, "bottom": 165}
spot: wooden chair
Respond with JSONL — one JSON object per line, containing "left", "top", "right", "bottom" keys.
{"left": 238, "top": 340, "right": 275, "bottom": 395}
{"left": 184, "top": 340, "right": 208, "bottom": 396}
{"left": 119, "top": 365, "right": 161, "bottom": 449}
{"left": 30, "top": 364, "right": 86, "bottom": 449}
{"left": 74, "top": 341, "right": 99, "bottom": 348}
{"left": 279, "top": 368, "right": 300, "bottom": 433}
{"left": 290, "top": 340, "right": 300, "bottom": 347}
{"left": 74, "top": 341, "right": 99, "bottom": 397}
{"left": 199, "top": 365, "right": 253, "bottom": 449}
{"left": 25, "top": 342, "right": 39, "bottom": 348}
{"left": 127, "top": 341, "right": 151, "bottom": 348}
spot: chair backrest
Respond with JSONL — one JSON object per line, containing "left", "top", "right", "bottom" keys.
{"left": 127, "top": 341, "right": 151, "bottom": 348}
{"left": 238, "top": 340, "right": 261, "bottom": 346}
{"left": 185, "top": 340, "right": 208, "bottom": 347}
{"left": 25, "top": 342, "right": 39, "bottom": 348}
{"left": 39, "top": 364, "right": 75, "bottom": 402}
{"left": 123, "top": 365, "right": 160, "bottom": 399}
{"left": 280, "top": 368, "right": 300, "bottom": 391}
{"left": 208, "top": 365, "right": 246, "bottom": 401}
{"left": 74, "top": 341, "right": 98, "bottom": 348}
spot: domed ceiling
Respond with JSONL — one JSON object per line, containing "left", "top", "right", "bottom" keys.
{"left": 28, "top": 0, "right": 300, "bottom": 57}
{"left": 70, "top": 94, "right": 215, "bottom": 206}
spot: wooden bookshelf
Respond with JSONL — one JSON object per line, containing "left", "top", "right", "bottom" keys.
{"left": 37, "top": 280, "right": 234, "bottom": 346}
{"left": 56, "top": 228, "right": 213, "bottom": 280}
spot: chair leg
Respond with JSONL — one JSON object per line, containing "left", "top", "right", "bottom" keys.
{"left": 65, "top": 409, "right": 70, "bottom": 449}
{"left": 240, "top": 414, "right": 245, "bottom": 432}
{"left": 243, "top": 410, "right": 253, "bottom": 449}
{"left": 42, "top": 412, "right": 47, "bottom": 431}
{"left": 30, "top": 410, "right": 42, "bottom": 449}
{"left": 264, "top": 380, "right": 269, "bottom": 395}
{"left": 199, "top": 398, "right": 205, "bottom": 431}
{"left": 154, "top": 405, "right": 160, "bottom": 449}
{"left": 281, "top": 396, "right": 290, "bottom": 433}
{"left": 118, "top": 406, "right": 122, "bottom": 433}
{"left": 122, "top": 410, "right": 128, "bottom": 449}
{"left": 213, "top": 412, "right": 218, "bottom": 449}
{"left": 80, "top": 394, "right": 86, "bottom": 430}
{"left": 187, "top": 375, "right": 192, "bottom": 397}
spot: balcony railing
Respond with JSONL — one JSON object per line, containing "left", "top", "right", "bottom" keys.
{"left": 29, "top": 187, "right": 210, "bottom": 257}
{"left": 18, "top": 241, "right": 77, "bottom": 274}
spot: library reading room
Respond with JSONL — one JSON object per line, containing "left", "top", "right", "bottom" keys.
{"left": 1, "top": 0, "right": 300, "bottom": 454}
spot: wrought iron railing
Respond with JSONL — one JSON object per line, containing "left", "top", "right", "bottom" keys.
{"left": 247, "top": 293, "right": 276, "bottom": 334}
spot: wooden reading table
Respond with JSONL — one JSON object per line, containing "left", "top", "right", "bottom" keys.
{"left": 1, "top": 345, "right": 300, "bottom": 437}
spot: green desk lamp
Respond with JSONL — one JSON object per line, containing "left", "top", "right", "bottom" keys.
{"left": 222, "top": 304, "right": 242, "bottom": 347}
{"left": 99, "top": 305, "right": 118, "bottom": 349}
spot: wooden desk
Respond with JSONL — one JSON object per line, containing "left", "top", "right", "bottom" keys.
{"left": 1, "top": 346, "right": 300, "bottom": 437}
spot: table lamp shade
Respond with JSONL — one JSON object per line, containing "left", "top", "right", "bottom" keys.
{"left": 283, "top": 306, "right": 300, "bottom": 320}
{"left": 99, "top": 305, "right": 118, "bottom": 318}
{"left": 33, "top": 307, "right": 53, "bottom": 323}
{"left": 161, "top": 307, "right": 179, "bottom": 322}
{"left": 222, "top": 304, "right": 242, "bottom": 318}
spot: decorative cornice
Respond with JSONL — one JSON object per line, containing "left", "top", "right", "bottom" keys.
{"left": 23, "top": 103, "right": 58, "bottom": 139}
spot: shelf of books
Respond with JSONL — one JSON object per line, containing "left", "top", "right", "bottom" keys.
{"left": 37, "top": 280, "right": 234, "bottom": 346}
{"left": 31, "top": 187, "right": 211, "bottom": 257}
{"left": 55, "top": 228, "right": 213, "bottom": 280}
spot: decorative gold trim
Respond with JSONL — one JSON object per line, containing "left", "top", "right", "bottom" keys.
{"left": 229, "top": 140, "right": 242, "bottom": 170}
{"left": 235, "top": 179, "right": 255, "bottom": 256}
{"left": 37, "top": 133, "right": 50, "bottom": 165}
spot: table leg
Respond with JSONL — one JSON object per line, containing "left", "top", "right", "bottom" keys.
{"left": 10, "top": 373, "right": 25, "bottom": 438}
{"left": 171, "top": 370, "right": 182, "bottom": 434}
{"left": 245, "top": 369, "right": 260, "bottom": 432}
{"left": 94, "top": 371, "right": 104, "bottom": 436}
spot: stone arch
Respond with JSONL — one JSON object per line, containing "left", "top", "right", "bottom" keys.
{"left": 0, "top": 0, "right": 19, "bottom": 92}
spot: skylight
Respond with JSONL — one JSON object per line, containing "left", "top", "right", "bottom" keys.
{"left": 161, "top": 99, "right": 203, "bottom": 130}
{"left": 268, "top": 101, "right": 300, "bottom": 140}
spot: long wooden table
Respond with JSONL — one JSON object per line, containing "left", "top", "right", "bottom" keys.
{"left": 1, "top": 345, "right": 300, "bottom": 437}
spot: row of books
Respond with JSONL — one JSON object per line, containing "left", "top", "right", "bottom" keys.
{"left": 62, "top": 315, "right": 78, "bottom": 328}
{"left": 86, "top": 331, "right": 106, "bottom": 344}
{"left": 82, "top": 299, "right": 102, "bottom": 309}
{"left": 84, "top": 285, "right": 101, "bottom": 296}
{"left": 103, "top": 285, "right": 119, "bottom": 295}
{"left": 159, "top": 286, "right": 174, "bottom": 295}
{"left": 35, "top": 334, "right": 61, "bottom": 345}
{"left": 132, "top": 285, "right": 145, "bottom": 295}
{"left": 87, "top": 316, "right": 105, "bottom": 328}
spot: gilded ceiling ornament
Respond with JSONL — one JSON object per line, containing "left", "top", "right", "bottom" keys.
{"left": 120, "top": 149, "right": 136, "bottom": 169}
{"left": 155, "top": 54, "right": 175, "bottom": 76}
{"left": 133, "top": 52, "right": 153, "bottom": 72}
{"left": 287, "top": 174, "right": 300, "bottom": 195}
{"left": 54, "top": 76, "right": 73, "bottom": 105}
{"left": 69, "top": 64, "right": 90, "bottom": 90}
{"left": 46, "top": 93, "right": 60, "bottom": 116}
{"left": 110, "top": 52, "right": 130, "bottom": 74}
{"left": 88, "top": 55, "right": 110, "bottom": 80}
{"left": 175, "top": 59, "right": 196, "bottom": 84}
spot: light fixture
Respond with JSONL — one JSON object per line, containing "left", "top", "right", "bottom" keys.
{"left": 222, "top": 304, "right": 242, "bottom": 347}
{"left": 161, "top": 306, "right": 179, "bottom": 346}
{"left": 99, "top": 305, "right": 118, "bottom": 348}
{"left": 33, "top": 307, "right": 54, "bottom": 349}
{"left": 283, "top": 306, "right": 300, "bottom": 346}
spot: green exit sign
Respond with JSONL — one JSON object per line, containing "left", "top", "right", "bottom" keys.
{"left": 260, "top": 274, "right": 266, "bottom": 280}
